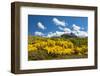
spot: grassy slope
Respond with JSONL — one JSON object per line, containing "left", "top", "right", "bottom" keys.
{"left": 28, "top": 35, "right": 88, "bottom": 60}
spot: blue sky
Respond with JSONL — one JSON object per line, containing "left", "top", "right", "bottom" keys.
{"left": 28, "top": 15, "right": 88, "bottom": 37}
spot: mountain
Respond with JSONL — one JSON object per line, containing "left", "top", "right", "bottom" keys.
{"left": 61, "top": 33, "right": 77, "bottom": 38}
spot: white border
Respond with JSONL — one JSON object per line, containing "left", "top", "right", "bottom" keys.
{"left": 20, "top": 6, "right": 95, "bottom": 70}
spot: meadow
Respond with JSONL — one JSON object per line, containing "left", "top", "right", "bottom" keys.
{"left": 28, "top": 35, "right": 88, "bottom": 60}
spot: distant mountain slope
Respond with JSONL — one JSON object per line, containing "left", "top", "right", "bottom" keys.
{"left": 61, "top": 33, "right": 77, "bottom": 39}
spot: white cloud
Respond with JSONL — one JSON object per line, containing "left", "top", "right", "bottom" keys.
{"left": 47, "top": 31, "right": 65, "bottom": 37}
{"left": 55, "top": 31, "right": 65, "bottom": 36}
{"left": 71, "top": 24, "right": 88, "bottom": 37}
{"left": 47, "top": 30, "right": 88, "bottom": 38}
{"left": 53, "top": 18, "right": 65, "bottom": 27}
{"left": 72, "top": 24, "right": 80, "bottom": 31}
{"left": 35, "top": 22, "right": 87, "bottom": 38}
{"left": 63, "top": 28, "right": 71, "bottom": 33}
{"left": 58, "top": 26, "right": 71, "bottom": 34}
{"left": 34, "top": 31, "right": 44, "bottom": 36}
{"left": 71, "top": 30, "right": 88, "bottom": 37}
{"left": 78, "top": 31, "right": 88, "bottom": 37}
{"left": 37, "top": 22, "right": 46, "bottom": 30}
{"left": 58, "top": 26, "right": 64, "bottom": 30}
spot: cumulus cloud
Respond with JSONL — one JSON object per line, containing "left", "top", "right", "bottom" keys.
{"left": 63, "top": 28, "right": 71, "bottom": 33}
{"left": 53, "top": 18, "right": 65, "bottom": 27}
{"left": 47, "top": 31, "right": 65, "bottom": 37}
{"left": 72, "top": 24, "right": 80, "bottom": 31}
{"left": 78, "top": 31, "right": 88, "bottom": 37}
{"left": 72, "top": 30, "right": 88, "bottom": 37}
{"left": 71, "top": 24, "right": 88, "bottom": 37}
{"left": 34, "top": 31, "right": 44, "bottom": 36}
{"left": 46, "top": 24, "right": 88, "bottom": 38}
{"left": 58, "top": 26, "right": 64, "bottom": 30}
{"left": 35, "top": 22, "right": 87, "bottom": 38}
{"left": 58, "top": 26, "right": 71, "bottom": 34}
{"left": 37, "top": 22, "right": 46, "bottom": 30}
{"left": 46, "top": 28, "right": 88, "bottom": 38}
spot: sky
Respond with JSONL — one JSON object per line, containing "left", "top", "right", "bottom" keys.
{"left": 28, "top": 15, "right": 88, "bottom": 37}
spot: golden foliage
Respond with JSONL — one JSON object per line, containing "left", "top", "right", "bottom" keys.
{"left": 28, "top": 37, "right": 87, "bottom": 56}
{"left": 28, "top": 44, "right": 37, "bottom": 52}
